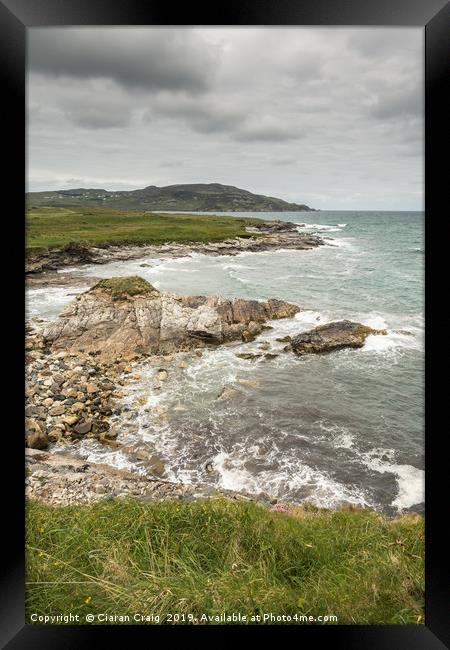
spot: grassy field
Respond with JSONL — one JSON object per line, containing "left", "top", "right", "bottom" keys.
{"left": 26, "top": 498, "right": 424, "bottom": 625}
{"left": 26, "top": 206, "right": 262, "bottom": 254}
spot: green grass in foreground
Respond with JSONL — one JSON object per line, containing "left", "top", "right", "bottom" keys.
{"left": 26, "top": 499, "right": 424, "bottom": 625}
{"left": 26, "top": 206, "right": 262, "bottom": 253}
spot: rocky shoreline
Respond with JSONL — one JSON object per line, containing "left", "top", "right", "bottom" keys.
{"left": 25, "top": 448, "right": 275, "bottom": 507}
{"left": 25, "top": 274, "right": 389, "bottom": 508}
{"left": 26, "top": 220, "right": 324, "bottom": 279}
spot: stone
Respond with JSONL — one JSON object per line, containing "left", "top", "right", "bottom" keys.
{"left": 71, "top": 402, "right": 86, "bottom": 413}
{"left": 217, "top": 385, "right": 240, "bottom": 401}
{"left": 148, "top": 456, "right": 166, "bottom": 477}
{"left": 62, "top": 415, "right": 79, "bottom": 426}
{"left": 26, "top": 419, "right": 48, "bottom": 450}
{"left": 47, "top": 429, "right": 63, "bottom": 442}
{"left": 49, "top": 404, "right": 65, "bottom": 416}
{"left": 86, "top": 382, "right": 99, "bottom": 394}
{"left": 157, "top": 369, "right": 168, "bottom": 381}
{"left": 74, "top": 420, "right": 92, "bottom": 435}
{"left": 290, "top": 320, "right": 387, "bottom": 356}
{"left": 236, "top": 352, "right": 262, "bottom": 361}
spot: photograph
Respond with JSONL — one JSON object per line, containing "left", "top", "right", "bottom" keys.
{"left": 24, "top": 24, "right": 426, "bottom": 627}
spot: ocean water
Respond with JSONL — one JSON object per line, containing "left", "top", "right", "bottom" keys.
{"left": 26, "top": 211, "right": 424, "bottom": 514}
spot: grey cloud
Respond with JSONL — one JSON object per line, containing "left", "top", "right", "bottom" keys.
{"left": 29, "top": 28, "right": 216, "bottom": 93}
{"left": 151, "top": 93, "right": 246, "bottom": 134}
{"left": 369, "top": 85, "right": 423, "bottom": 120}
{"left": 235, "top": 124, "right": 301, "bottom": 143}
{"left": 347, "top": 29, "right": 421, "bottom": 59}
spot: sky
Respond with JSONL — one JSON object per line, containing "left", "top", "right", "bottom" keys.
{"left": 27, "top": 27, "right": 423, "bottom": 211}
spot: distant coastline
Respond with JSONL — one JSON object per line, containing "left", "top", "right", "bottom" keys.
{"left": 26, "top": 182, "right": 315, "bottom": 212}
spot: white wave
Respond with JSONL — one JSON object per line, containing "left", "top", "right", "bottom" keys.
{"left": 319, "top": 421, "right": 355, "bottom": 449}
{"left": 302, "top": 223, "right": 342, "bottom": 231}
{"left": 337, "top": 223, "right": 347, "bottom": 227}
{"left": 323, "top": 237, "right": 353, "bottom": 248}
{"left": 221, "top": 262, "right": 254, "bottom": 271}
{"left": 212, "top": 449, "right": 370, "bottom": 508}
{"left": 26, "top": 286, "right": 86, "bottom": 320}
{"left": 361, "top": 449, "right": 424, "bottom": 510}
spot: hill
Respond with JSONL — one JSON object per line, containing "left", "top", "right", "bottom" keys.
{"left": 26, "top": 183, "right": 314, "bottom": 212}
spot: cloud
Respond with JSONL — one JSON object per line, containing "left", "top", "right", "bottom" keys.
{"left": 234, "top": 118, "right": 302, "bottom": 143}
{"left": 28, "top": 28, "right": 217, "bottom": 93}
{"left": 368, "top": 84, "right": 423, "bottom": 120}
{"left": 150, "top": 92, "right": 246, "bottom": 134}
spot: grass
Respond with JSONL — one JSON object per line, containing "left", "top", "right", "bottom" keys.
{"left": 92, "top": 276, "right": 157, "bottom": 298}
{"left": 26, "top": 498, "right": 424, "bottom": 625}
{"left": 26, "top": 206, "right": 262, "bottom": 254}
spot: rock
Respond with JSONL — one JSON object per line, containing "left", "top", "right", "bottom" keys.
{"left": 49, "top": 404, "right": 65, "bottom": 416}
{"left": 71, "top": 402, "right": 86, "bottom": 413}
{"left": 27, "top": 430, "right": 49, "bottom": 449}
{"left": 102, "top": 428, "right": 118, "bottom": 440}
{"left": 205, "top": 462, "right": 214, "bottom": 474}
{"left": 178, "top": 360, "right": 188, "bottom": 369}
{"left": 237, "top": 378, "right": 260, "bottom": 388}
{"left": 62, "top": 415, "right": 79, "bottom": 426}
{"left": 236, "top": 352, "right": 262, "bottom": 361}
{"left": 157, "top": 369, "right": 168, "bottom": 381}
{"left": 217, "top": 385, "right": 241, "bottom": 401}
{"left": 290, "top": 320, "right": 387, "bottom": 356}
{"left": 26, "top": 420, "right": 48, "bottom": 450}
{"left": 148, "top": 456, "right": 166, "bottom": 477}
{"left": 44, "top": 277, "right": 301, "bottom": 358}
{"left": 86, "top": 382, "right": 99, "bottom": 394}
{"left": 47, "top": 429, "right": 63, "bottom": 443}
{"left": 135, "top": 449, "right": 151, "bottom": 461}
{"left": 74, "top": 420, "right": 92, "bottom": 435}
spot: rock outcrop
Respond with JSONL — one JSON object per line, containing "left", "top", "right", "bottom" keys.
{"left": 44, "top": 276, "right": 301, "bottom": 357}
{"left": 289, "top": 320, "right": 387, "bottom": 355}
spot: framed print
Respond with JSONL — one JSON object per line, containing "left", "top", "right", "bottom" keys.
{"left": 1, "top": 0, "right": 449, "bottom": 646}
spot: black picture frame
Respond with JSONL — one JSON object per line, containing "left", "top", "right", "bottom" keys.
{"left": 2, "top": 0, "right": 449, "bottom": 646}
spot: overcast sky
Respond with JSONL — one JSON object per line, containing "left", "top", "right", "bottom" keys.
{"left": 27, "top": 27, "right": 423, "bottom": 210}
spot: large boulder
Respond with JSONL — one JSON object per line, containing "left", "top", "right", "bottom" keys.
{"left": 290, "top": 320, "right": 386, "bottom": 355}
{"left": 25, "top": 418, "right": 48, "bottom": 450}
{"left": 44, "top": 276, "right": 301, "bottom": 358}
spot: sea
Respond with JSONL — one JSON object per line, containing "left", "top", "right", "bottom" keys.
{"left": 26, "top": 211, "right": 425, "bottom": 515}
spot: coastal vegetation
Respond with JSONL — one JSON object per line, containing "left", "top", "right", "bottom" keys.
{"left": 93, "top": 276, "right": 157, "bottom": 298}
{"left": 26, "top": 498, "right": 424, "bottom": 625}
{"left": 26, "top": 206, "right": 262, "bottom": 254}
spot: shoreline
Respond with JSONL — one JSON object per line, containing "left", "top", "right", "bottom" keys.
{"left": 26, "top": 222, "right": 325, "bottom": 281}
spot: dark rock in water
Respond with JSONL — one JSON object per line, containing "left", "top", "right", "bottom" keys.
{"left": 74, "top": 420, "right": 92, "bottom": 435}
{"left": 291, "top": 320, "right": 387, "bottom": 356}
{"left": 236, "top": 352, "right": 262, "bottom": 361}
